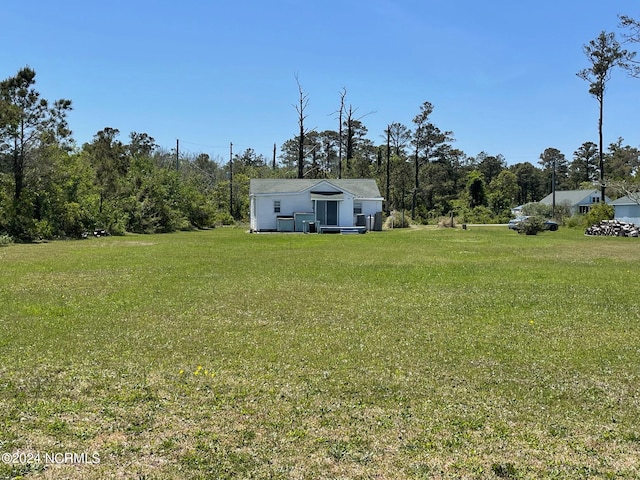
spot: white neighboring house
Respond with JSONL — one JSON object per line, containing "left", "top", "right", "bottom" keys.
{"left": 249, "top": 178, "right": 384, "bottom": 233}
{"left": 538, "top": 189, "right": 611, "bottom": 215}
{"left": 511, "top": 205, "right": 524, "bottom": 216}
{"left": 611, "top": 195, "right": 640, "bottom": 225}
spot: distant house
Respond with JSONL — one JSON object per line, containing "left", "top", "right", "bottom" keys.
{"left": 538, "top": 189, "right": 611, "bottom": 215}
{"left": 611, "top": 195, "right": 640, "bottom": 225}
{"left": 511, "top": 205, "right": 524, "bottom": 216}
{"left": 249, "top": 178, "right": 384, "bottom": 233}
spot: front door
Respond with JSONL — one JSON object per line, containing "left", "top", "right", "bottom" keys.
{"left": 316, "top": 200, "right": 338, "bottom": 226}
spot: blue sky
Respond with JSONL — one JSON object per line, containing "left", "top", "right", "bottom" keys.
{"left": 3, "top": 0, "right": 639, "bottom": 165}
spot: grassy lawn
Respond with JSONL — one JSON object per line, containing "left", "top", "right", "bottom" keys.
{"left": 1, "top": 226, "right": 639, "bottom": 479}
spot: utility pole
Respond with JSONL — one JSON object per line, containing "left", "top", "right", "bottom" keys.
{"left": 338, "top": 96, "right": 344, "bottom": 179}
{"left": 176, "top": 139, "right": 179, "bottom": 171}
{"left": 386, "top": 126, "right": 391, "bottom": 214}
{"left": 272, "top": 143, "right": 276, "bottom": 170}
{"left": 552, "top": 157, "right": 556, "bottom": 217}
{"left": 229, "top": 142, "right": 233, "bottom": 217}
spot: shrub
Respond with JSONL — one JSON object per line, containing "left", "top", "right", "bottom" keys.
{"left": 517, "top": 215, "right": 545, "bottom": 235}
{"left": 585, "top": 202, "right": 614, "bottom": 226}
{"left": 34, "top": 219, "right": 54, "bottom": 240}
{"left": 384, "top": 210, "right": 409, "bottom": 228}
{"left": 216, "top": 211, "right": 236, "bottom": 226}
{"left": 565, "top": 214, "right": 586, "bottom": 229}
{"left": 462, "top": 205, "right": 496, "bottom": 224}
{"left": 0, "top": 234, "right": 13, "bottom": 247}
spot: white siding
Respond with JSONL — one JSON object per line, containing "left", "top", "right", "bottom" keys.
{"left": 614, "top": 204, "right": 640, "bottom": 226}
{"left": 250, "top": 179, "right": 384, "bottom": 232}
{"left": 253, "top": 192, "right": 312, "bottom": 231}
{"left": 361, "top": 200, "right": 382, "bottom": 216}
{"left": 352, "top": 199, "right": 383, "bottom": 225}
{"left": 338, "top": 194, "right": 354, "bottom": 227}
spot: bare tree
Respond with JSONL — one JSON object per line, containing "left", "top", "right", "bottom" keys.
{"left": 294, "top": 74, "right": 309, "bottom": 179}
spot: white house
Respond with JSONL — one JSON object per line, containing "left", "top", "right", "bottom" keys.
{"left": 611, "top": 195, "right": 640, "bottom": 225}
{"left": 249, "top": 178, "right": 384, "bottom": 233}
{"left": 538, "top": 189, "right": 611, "bottom": 215}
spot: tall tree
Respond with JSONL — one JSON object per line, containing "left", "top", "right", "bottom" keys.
{"left": 606, "top": 138, "right": 640, "bottom": 179}
{"left": 569, "top": 141, "right": 598, "bottom": 187}
{"left": 539, "top": 147, "right": 568, "bottom": 192}
{"left": 342, "top": 115, "right": 370, "bottom": 177}
{"left": 577, "top": 31, "right": 634, "bottom": 200}
{"left": 386, "top": 122, "right": 412, "bottom": 157}
{"left": 0, "top": 67, "right": 72, "bottom": 201}
{"left": 465, "top": 171, "right": 487, "bottom": 209}
{"left": 317, "top": 129, "right": 339, "bottom": 177}
{"left": 509, "top": 162, "right": 545, "bottom": 205}
{"left": 383, "top": 123, "right": 411, "bottom": 214}
{"left": 128, "top": 131, "right": 157, "bottom": 158}
{"left": 410, "top": 102, "right": 453, "bottom": 220}
{"left": 388, "top": 153, "right": 412, "bottom": 214}
{"left": 476, "top": 152, "right": 506, "bottom": 185}
{"left": 488, "top": 170, "right": 520, "bottom": 216}
{"left": 83, "top": 127, "right": 128, "bottom": 212}
{"left": 422, "top": 145, "right": 465, "bottom": 215}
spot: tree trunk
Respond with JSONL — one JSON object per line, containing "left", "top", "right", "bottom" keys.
{"left": 298, "top": 128, "right": 304, "bottom": 179}
{"left": 12, "top": 149, "right": 23, "bottom": 201}
{"left": 386, "top": 128, "right": 390, "bottom": 214}
{"left": 412, "top": 146, "right": 419, "bottom": 220}
{"left": 12, "top": 131, "right": 24, "bottom": 200}
{"left": 599, "top": 96, "right": 605, "bottom": 201}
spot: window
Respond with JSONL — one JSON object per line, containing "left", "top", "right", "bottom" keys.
{"left": 274, "top": 200, "right": 281, "bottom": 213}
{"left": 354, "top": 202, "right": 362, "bottom": 215}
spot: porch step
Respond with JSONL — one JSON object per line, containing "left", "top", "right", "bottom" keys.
{"left": 317, "top": 226, "right": 367, "bottom": 234}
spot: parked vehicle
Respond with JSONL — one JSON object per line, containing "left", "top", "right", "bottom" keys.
{"left": 508, "top": 216, "right": 559, "bottom": 231}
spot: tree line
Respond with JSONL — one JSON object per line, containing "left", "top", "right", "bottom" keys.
{"left": 2, "top": 15, "right": 640, "bottom": 241}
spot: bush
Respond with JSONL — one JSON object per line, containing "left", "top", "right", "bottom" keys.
{"left": 0, "top": 234, "right": 13, "bottom": 247}
{"left": 517, "top": 215, "right": 545, "bottom": 235}
{"left": 34, "top": 219, "right": 54, "bottom": 240}
{"left": 462, "top": 205, "right": 497, "bottom": 224}
{"left": 565, "top": 214, "right": 586, "bottom": 229}
{"left": 215, "top": 211, "right": 236, "bottom": 226}
{"left": 384, "top": 210, "right": 409, "bottom": 229}
{"left": 585, "top": 202, "right": 614, "bottom": 226}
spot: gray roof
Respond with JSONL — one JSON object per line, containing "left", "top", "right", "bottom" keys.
{"left": 539, "top": 189, "right": 609, "bottom": 206}
{"left": 250, "top": 178, "right": 383, "bottom": 199}
{"left": 611, "top": 195, "right": 640, "bottom": 206}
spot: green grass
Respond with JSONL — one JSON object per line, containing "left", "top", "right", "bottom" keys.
{"left": 1, "top": 226, "right": 639, "bottom": 479}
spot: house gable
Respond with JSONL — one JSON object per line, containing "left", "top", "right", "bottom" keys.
{"left": 539, "top": 189, "right": 611, "bottom": 214}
